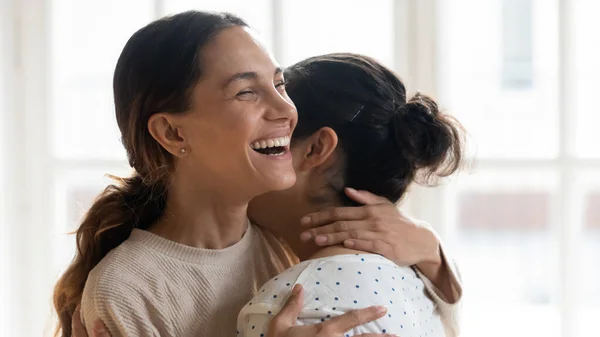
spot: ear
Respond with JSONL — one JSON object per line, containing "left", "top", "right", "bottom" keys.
{"left": 147, "top": 113, "right": 187, "bottom": 156}
{"left": 298, "top": 127, "right": 338, "bottom": 171}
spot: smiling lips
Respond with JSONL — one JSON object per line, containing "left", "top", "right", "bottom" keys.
{"left": 250, "top": 136, "right": 290, "bottom": 156}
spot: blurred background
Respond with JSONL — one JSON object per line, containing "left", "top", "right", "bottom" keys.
{"left": 0, "top": 0, "right": 598, "bottom": 336}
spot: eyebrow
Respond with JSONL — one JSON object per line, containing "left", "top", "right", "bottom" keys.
{"left": 222, "top": 67, "right": 284, "bottom": 89}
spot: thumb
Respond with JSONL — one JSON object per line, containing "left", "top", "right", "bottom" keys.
{"left": 270, "top": 284, "right": 304, "bottom": 330}
{"left": 345, "top": 188, "right": 388, "bottom": 205}
{"left": 92, "top": 320, "right": 111, "bottom": 337}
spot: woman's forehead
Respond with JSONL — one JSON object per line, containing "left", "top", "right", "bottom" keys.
{"left": 199, "top": 26, "right": 280, "bottom": 83}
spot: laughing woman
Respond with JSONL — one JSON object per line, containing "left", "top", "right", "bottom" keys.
{"left": 54, "top": 11, "right": 393, "bottom": 337}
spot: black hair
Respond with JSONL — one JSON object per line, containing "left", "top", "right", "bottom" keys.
{"left": 285, "top": 53, "right": 465, "bottom": 204}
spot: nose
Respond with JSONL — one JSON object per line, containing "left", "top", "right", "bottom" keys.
{"left": 264, "top": 88, "right": 297, "bottom": 123}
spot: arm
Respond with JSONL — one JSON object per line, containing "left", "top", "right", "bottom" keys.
{"left": 80, "top": 271, "right": 168, "bottom": 337}
{"left": 414, "top": 232, "right": 462, "bottom": 304}
{"left": 258, "top": 285, "right": 396, "bottom": 337}
{"left": 75, "top": 286, "right": 396, "bottom": 337}
{"left": 73, "top": 305, "right": 110, "bottom": 337}
{"left": 414, "top": 246, "right": 462, "bottom": 337}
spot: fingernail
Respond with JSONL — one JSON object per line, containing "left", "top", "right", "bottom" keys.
{"left": 344, "top": 240, "right": 355, "bottom": 248}
{"left": 300, "top": 216, "right": 311, "bottom": 225}
{"left": 315, "top": 235, "right": 327, "bottom": 244}
{"left": 376, "top": 306, "right": 387, "bottom": 314}
{"left": 292, "top": 284, "right": 301, "bottom": 295}
{"left": 300, "top": 232, "right": 312, "bottom": 242}
{"left": 346, "top": 187, "right": 357, "bottom": 193}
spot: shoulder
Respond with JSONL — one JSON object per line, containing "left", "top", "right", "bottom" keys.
{"left": 81, "top": 240, "right": 171, "bottom": 336}
{"left": 83, "top": 240, "right": 152, "bottom": 305}
{"left": 252, "top": 224, "right": 300, "bottom": 270}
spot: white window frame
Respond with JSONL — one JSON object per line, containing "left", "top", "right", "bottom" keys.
{"left": 3, "top": 0, "right": 596, "bottom": 336}
{"left": 409, "top": 2, "right": 597, "bottom": 337}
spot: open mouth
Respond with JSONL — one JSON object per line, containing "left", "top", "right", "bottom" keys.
{"left": 250, "top": 136, "right": 290, "bottom": 156}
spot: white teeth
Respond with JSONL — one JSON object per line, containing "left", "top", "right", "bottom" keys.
{"left": 250, "top": 136, "right": 291, "bottom": 149}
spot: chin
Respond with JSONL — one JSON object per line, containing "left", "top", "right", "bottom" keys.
{"left": 266, "top": 171, "right": 297, "bottom": 192}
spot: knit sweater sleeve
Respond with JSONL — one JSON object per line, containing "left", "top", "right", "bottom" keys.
{"left": 81, "top": 260, "right": 173, "bottom": 337}
{"left": 414, "top": 246, "right": 463, "bottom": 337}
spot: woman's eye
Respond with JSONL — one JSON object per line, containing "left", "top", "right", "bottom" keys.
{"left": 236, "top": 90, "right": 254, "bottom": 98}
{"left": 275, "top": 80, "right": 287, "bottom": 89}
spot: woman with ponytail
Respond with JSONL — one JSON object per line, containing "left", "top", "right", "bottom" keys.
{"left": 55, "top": 11, "right": 404, "bottom": 337}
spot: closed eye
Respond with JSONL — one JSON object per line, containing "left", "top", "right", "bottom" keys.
{"left": 275, "top": 80, "right": 287, "bottom": 90}
{"left": 236, "top": 90, "right": 255, "bottom": 98}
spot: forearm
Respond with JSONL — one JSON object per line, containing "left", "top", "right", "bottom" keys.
{"left": 415, "top": 253, "right": 459, "bottom": 303}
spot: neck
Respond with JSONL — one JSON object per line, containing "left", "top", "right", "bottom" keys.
{"left": 270, "top": 204, "right": 360, "bottom": 261}
{"left": 279, "top": 229, "right": 365, "bottom": 261}
{"left": 277, "top": 225, "right": 320, "bottom": 262}
{"left": 149, "top": 181, "right": 249, "bottom": 250}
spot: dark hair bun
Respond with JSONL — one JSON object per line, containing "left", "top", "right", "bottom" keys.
{"left": 391, "top": 92, "right": 464, "bottom": 184}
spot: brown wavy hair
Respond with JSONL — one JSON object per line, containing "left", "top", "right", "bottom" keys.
{"left": 52, "top": 11, "right": 247, "bottom": 336}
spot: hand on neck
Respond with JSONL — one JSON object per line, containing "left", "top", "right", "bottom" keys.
{"left": 274, "top": 218, "right": 366, "bottom": 262}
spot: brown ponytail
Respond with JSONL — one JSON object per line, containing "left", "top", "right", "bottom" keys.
{"left": 53, "top": 173, "right": 167, "bottom": 336}
{"left": 52, "top": 11, "right": 248, "bottom": 336}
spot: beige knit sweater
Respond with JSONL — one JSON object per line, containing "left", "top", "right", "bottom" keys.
{"left": 81, "top": 224, "right": 461, "bottom": 337}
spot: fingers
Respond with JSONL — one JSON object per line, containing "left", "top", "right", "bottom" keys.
{"left": 321, "top": 305, "right": 387, "bottom": 333}
{"left": 269, "top": 284, "right": 304, "bottom": 332}
{"left": 308, "top": 228, "right": 381, "bottom": 246}
{"left": 300, "top": 207, "right": 368, "bottom": 228}
{"left": 91, "top": 320, "right": 110, "bottom": 337}
{"left": 301, "top": 220, "right": 378, "bottom": 243}
{"left": 344, "top": 188, "right": 390, "bottom": 206}
{"left": 344, "top": 239, "right": 394, "bottom": 257}
{"left": 71, "top": 305, "right": 88, "bottom": 337}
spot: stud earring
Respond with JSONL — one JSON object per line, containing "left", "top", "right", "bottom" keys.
{"left": 180, "top": 148, "right": 186, "bottom": 154}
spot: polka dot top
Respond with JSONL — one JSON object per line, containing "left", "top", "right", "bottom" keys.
{"left": 237, "top": 253, "right": 444, "bottom": 337}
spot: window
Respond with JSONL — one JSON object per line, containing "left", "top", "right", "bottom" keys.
{"left": 447, "top": 170, "right": 560, "bottom": 337}
{"left": 574, "top": 172, "right": 600, "bottom": 336}
{"left": 573, "top": 0, "right": 600, "bottom": 158}
{"left": 50, "top": 0, "right": 155, "bottom": 160}
{"left": 438, "top": 0, "right": 600, "bottom": 336}
{"left": 501, "top": 0, "right": 533, "bottom": 89}
{"left": 279, "top": 0, "right": 394, "bottom": 67}
{"left": 439, "top": 0, "right": 559, "bottom": 159}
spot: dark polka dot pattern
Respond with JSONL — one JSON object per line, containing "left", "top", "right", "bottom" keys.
{"left": 237, "top": 254, "right": 444, "bottom": 337}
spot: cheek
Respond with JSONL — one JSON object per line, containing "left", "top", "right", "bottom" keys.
{"left": 187, "top": 108, "right": 260, "bottom": 152}
{"left": 289, "top": 145, "right": 305, "bottom": 167}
